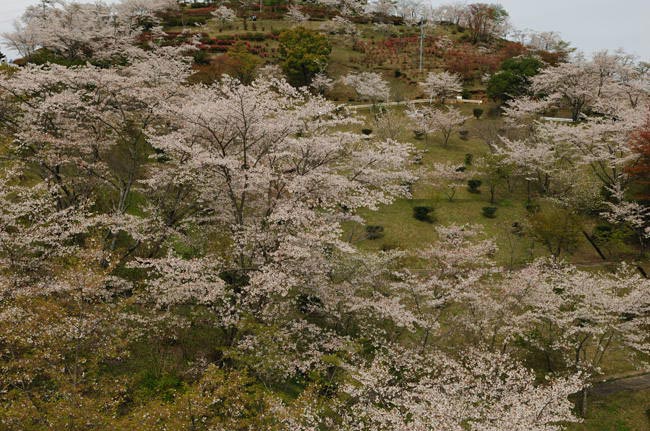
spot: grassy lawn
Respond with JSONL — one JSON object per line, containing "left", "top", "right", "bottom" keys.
{"left": 568, "top": 389, "right": 650, "bottom": 431}
{"left": 348, "top": 105, "right": 607, "bottom": 268}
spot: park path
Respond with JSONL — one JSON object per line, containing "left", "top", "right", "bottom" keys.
{"left": 348, "top": 98, "right": 484, "bottom": 110}
{"left": 592, "top": 371, "right": 650, "bottom": 397}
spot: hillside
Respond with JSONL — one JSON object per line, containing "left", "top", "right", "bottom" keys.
{"left": 0, "top": 1, "right": 649, "bottom": 430}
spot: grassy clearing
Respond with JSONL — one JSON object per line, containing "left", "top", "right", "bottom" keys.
{"left": 349, "top": 105, "right": 606, "bottom": 268}
{"left": 568, "top": 389, "right": 650, "bottom": 431}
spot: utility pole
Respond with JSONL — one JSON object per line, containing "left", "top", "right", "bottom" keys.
{"left": 418, "top": 19, "right": 425, "bottom": 72}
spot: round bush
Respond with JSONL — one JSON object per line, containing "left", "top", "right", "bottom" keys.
{"left": 525, "top": 201, "right": 540, "bottom": 213}
{"left": 482, "top": 206, "right": 497, "bottom": 218}
{"left": 413, "top": 206, "right": 435, "bottom": 223}
{"left": 366, "top": 225, "right": 385, "bottom": 240}
{"left": 467, "top": 179, "right": 482, "bottom": 193}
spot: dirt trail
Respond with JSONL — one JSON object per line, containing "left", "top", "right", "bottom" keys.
{"left": 348, "top": 98, "right": 484, "bottom": 110}
{"left": 592, "top": 372, "right": 650, "bottom": 397}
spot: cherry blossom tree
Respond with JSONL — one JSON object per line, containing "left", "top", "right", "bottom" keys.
{"left": 320, "top": 15, "right": 359, "bottom": 38}
{"left": 310, "top": 72, "right": 334, "bottom": 95}
{"left": 0, "top": 170, "right": 154, "bottom": 429}
{"left": 0, "top": 176, "right": 93, "bottom": 289}
{"left": 138, "top": 75, "right": 417, "bottom": 358}
{"left": 402, "top": 224, "right": 502, "bottom": 346}
{"left": 502, "top": 53, "right": 649, "bottom": 200}
{"left": 342, "top": 346, "right": 583, "bottom": 431}
{"left": 502, "top": 259, "right": 650, "bottom": 413}
{"left": 420, "top": 70, "right": 463, "bottom": 104}
{"left": 1, "top": 21, "right": 420, "bottom": 418}
{"left": 342, "top": 72, "right": 390, "bottom": 106}
{"left": 372, "top": 107, "right": 409, "bottom": 141}
{"left": 371, "top": 0, "right": 397, "bottom": 17}
{"left": 527, "top": 51, "right": 650, "bottom": 121}
{"left": 534, "top": 61, "right": 601, "bottom": 122}
{"left": 211, "top": 5, "right": 237, "bottom": 31}
{"left": 432, "top": 2, "right": 467, "bottom": 26}
{"left": 526, "top": 31, "right": 572, "bottom": 56}
{"left": 430, "top": 162, "right": 469, "bottom": 201}
{"left": 286, "top": 5, "right": 310, "bottom": 24}
{"left": 0, "top": 46, "right": 192, "bottom": 215}
{"left": 601, "top": 182, "right": 650, "bottom": 254}
{"left": 496, "top": 133, "right": 569, "bottom": 197}
{"left": 2, "top": 0, "right": 176, "bottom": 61}
{"left": 407, "top": 105, "right": 470, "bottom": 146}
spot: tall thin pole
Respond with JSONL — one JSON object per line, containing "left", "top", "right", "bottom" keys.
{"left": 419, "top": 20, "right": 424, "bottom": 72}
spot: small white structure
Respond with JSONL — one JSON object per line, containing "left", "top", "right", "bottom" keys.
{"left": 541, "top": 116, "right": 574, "bottom": 123}
{"left": 455, "top": 96, "right": 483, "bottom": 105}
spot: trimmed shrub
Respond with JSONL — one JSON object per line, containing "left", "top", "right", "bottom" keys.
{"left": 467, "top": 179, "right": 482, "bottom": 193}
{"left": 413, "top": 206, "right": 435, "bottom": 223}
{"left": 473, "top": 108, "right": 484, "bottom": 119}
{"left": 482, "top": 206, "right": 497, "bottom": 218}
{"left": 361, "top": 128, "right": 373, "bottom": 135}
{"left": 464, "top": 153, "right": 473, "bottom": 166}
{"left": 366, "top": 225, "right": 385, "bottom": 240}
{"left": 297, "top": 293, "right": 323, "bottom": 313}
{"left": 525, "top": 201, "right": 540, "bottom": 213}
{"left": 380, "top": 242, "right": 398, "bottom": 251}
{"left": 487, "top": 106, "right": 502, "bottom": 118}
{"left": 459, "top": 130, "right": 469, "bottom": 140}
{"left": 193, "top": 49, "right": 210, "bottom": 65}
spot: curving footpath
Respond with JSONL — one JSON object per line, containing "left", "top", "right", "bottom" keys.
{"left": 592, "top": 371, "right": 650, "bottom": 397}
{"left": 347, "top": 98, "right": 484, "bottom": 110}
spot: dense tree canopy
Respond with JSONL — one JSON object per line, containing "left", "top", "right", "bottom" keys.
{"left": 278, "top": 27, "right": 331, "bottom": 87}
{"left": 487, "top": 56, "right": 544, "bottom": 102}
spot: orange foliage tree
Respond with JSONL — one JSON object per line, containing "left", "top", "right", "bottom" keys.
{"left": 627, "top": 117, "right": 650, "bottom": 199}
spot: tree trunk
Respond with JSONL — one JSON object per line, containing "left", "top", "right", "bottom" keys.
{"left": 582, "top": 230, "right": 607, "bottom": 260}
{"left": 580, "top": 387, "right": 589, "bottom": 417}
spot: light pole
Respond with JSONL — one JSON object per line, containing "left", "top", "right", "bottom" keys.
{"left": 418, "top": 19, "right": 426, "bottom": 72}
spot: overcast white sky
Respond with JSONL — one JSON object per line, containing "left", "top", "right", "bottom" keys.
{"left": 1, "top": 0, "right": 649, "bottom": 60}
{"left": 497, "top": 0, "right": 650, "bottom": 61}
